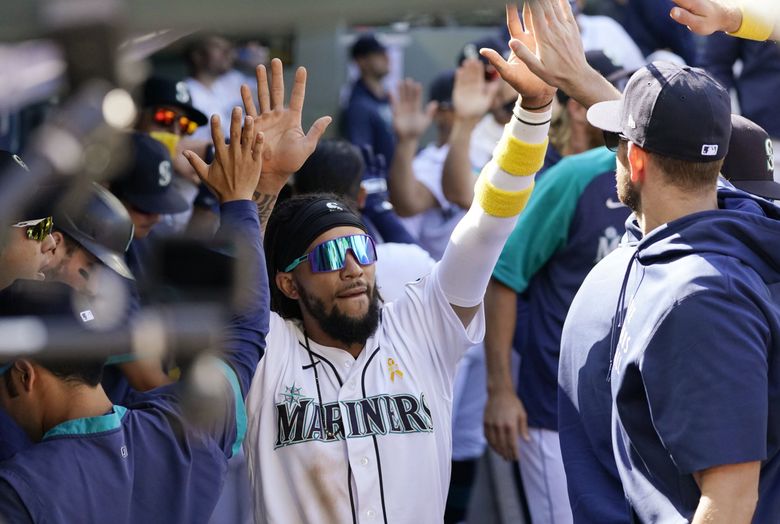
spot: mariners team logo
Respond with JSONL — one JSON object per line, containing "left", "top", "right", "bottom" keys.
{"left": 275, "top": 384, "right": 433, "bottom": 448}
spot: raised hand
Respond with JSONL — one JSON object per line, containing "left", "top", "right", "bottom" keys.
{"left": 479, "top": 4, "right": 557, "bottom": 109}
{"left": 452, "top": 58, "right": 502, "bottom": 122}
{"left": 484, "top": 389, "right": 530, "bottom": 461}
{"left": 240, "top": 58, "right": 332, "bottom": 193}
{"left": 392, "top": 79, "right": 437, "bottom": 141}
{"left": 183, "top": 107, "right": 264, "bottom": 204}
{"left": 670, "top": 0, "right": 742, "bottom": 35}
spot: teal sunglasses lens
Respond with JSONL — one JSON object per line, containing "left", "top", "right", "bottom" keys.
{"left": 286, "top": 234, "right": 377, "bottom": 273}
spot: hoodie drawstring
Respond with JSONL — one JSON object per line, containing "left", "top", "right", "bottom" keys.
{"left": 607, "top": 251, "right": 638, "bottom": 382}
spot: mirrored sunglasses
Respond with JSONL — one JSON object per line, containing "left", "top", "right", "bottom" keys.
{"left": 12, "top": 216, "right": 53, "bottom": 242}
{"left": 284, "top": 234, "right": 378, "bottom": 273}
{"left": 153, "top": 108, "right": 198, "bottom": 136}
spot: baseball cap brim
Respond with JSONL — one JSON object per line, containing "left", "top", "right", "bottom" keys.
{"left": 586, "top": 100, "right": 624, "bottom": 133}
{"left": 73, "top": 235, "right": 135, "bottom": 281}
{"left": 730, "top": 180, "right": 780, "bottom": 200}
{"left": 123, "top": 190, "right": 190, "bottom": 215}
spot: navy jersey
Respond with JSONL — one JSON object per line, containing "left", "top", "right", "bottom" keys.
{"left": 0, "top": 200, "right": 268, "bottom": 523}
{"left": 492, "top": 147, "right": 630, "bottom": 431}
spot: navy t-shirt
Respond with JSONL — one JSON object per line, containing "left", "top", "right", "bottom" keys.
{"left": 0, "top": 200, "right": 268, "bottom": 523}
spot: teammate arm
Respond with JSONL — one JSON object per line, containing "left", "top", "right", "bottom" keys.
{"left": 441, "top": 59, "right": 500, "bottom": 210}
{"left": 387, "top": 79, "right": 439, "bottom": 217}
{"left": 438, "top": 4, "right": 557, "bottom": 327}
{"left": 692, "top": 462, "right": 760, "bottom": 524}
{"left": 240, "top": 58, "right": 332, "bottom": 234}
{"left": 670, "top": 0, "right": 780, "bottom": 41}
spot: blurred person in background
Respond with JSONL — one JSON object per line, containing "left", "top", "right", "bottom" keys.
{"left": 720, "top": 114, "right": 780, "bottom": 201}
{"left": 699, "top": 34, "right": 780, "bottom": 182}
{"left": 569, "top": 0, "right": 645, "bottom": 71}
{"left": 342, "top": 34, "right": 417, "bottom": 245}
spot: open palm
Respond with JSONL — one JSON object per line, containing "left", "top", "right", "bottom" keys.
{"left": 241, "top": 58, "right": 331, "bottom": 191}
{"left": 453, "top": 59, "right": 501, "bottom": 120}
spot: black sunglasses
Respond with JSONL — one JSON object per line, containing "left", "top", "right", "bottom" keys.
{"left": 603, "top": 131, "right": 630, "bottom": 152}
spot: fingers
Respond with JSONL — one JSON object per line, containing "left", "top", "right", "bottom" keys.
{"left": 288, "top": 66, "right": 307, "bottom": 113}
{"left": 256, "top": 65, "right": 271, "bottom": 113}
{"left": 229, "top": 107, "right": 243, "bottom": 152}
{"left": 241, "top": 84, "right": 258, "bottom": 117}
{"left": 210, "top": 115, "right": 228, "bottom": 162}
{"left": 252, "top": 132, "right": 265, "bottom": 164}
{"left": 518, "top": 411, "right": 531, "bottom": 442}
{"left": 182, "top": 150, "right": 209, "bottom": 185}
{"left": 528, "top": 0, "right": 551, "bottom": 43}
{"left": 424, "top": 100, "right": 438, "bottom": 120}
{"left": 479, "top": 48, "right": 512, "bottom": 80}
{"left": 241, "top": 115, "right": 255, "bottom": 154}
{"left": 669, "top": 4, "right": 709, "bottom": 34}
{"left": 508, "top": 38, "right": 545, "bottom": 76}
{"left": 506, "top": 4, "right": 523, "bottom": 38}
{"left": 270, "top": 57, "right": 284, "bottom": 110}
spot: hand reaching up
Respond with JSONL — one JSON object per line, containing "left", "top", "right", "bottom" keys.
{"left": 453, "top": 58, "right": 502, "bottom": 122}
{"left": 183, "top": 107, "right": 264, "bottom": 203}
{"left": 669, "top": 0, "right": 742, "bottom": 35}
{"left": 392, "top": 79, "right": 437, "bottom": 142}
{"left": 480, "top": 0, "right": 556, "bottom": 108}
{"left": 240, "top": 58, "right": 331, "bottom": 195}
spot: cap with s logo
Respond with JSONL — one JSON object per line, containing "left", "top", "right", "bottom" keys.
{"left": 141, "top": 76, "right": 207, "bottom": 126}
{"left": 721, "top": 114, "right": 780, "bottom": 200}
{"left": 109, "top": 133, "right": 189, "bottom": 215}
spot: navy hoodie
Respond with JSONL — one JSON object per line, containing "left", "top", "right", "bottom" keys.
{"left": 559, "top": 185, "right": 780, "bottom": 523}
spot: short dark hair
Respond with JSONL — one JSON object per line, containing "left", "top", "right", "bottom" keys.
{"left": 648, "top": 152, "right": 724, "bottom": 192}
{"left": 264, "top": 193, "right": 358, "bottom": 320}
{"left": 39, "top": 359, "right": 105, "bottom": 387}
{"left": 294, "top": 140, "right": 364, "bottom": 202}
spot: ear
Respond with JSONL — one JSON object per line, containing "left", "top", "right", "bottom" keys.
{"left": 275, "top": 272, "right": 299, "bottom": 300}
{"left": 357, "top": 185, "right": 367, "bottom": 210}
{"left": 51, "top": 231, "right": 64, "bottom": 249}
{"left": 627, "top": 142, "right": 646, "bottom": 184}
{"left": 13, "top": 360, "right": 36, "bottom": 394}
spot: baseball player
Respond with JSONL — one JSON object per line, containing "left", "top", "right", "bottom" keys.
{"left": 232, "top": 10, "right": 558, "bottom": 521}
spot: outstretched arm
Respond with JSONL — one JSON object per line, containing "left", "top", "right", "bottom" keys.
{"left": 240, "top": 58, "right": 332, "bottom": 233}
{"left": 670, "top": 0, "right": 779, "bottom": 41}
{"left": 387, "top": 79, "right": 439, "bottom": 217}
{"left": 441, "top": 59, "right": 501, "bottom": 209}
{"left": 437, "top": 4, "right": 557, "bottom": 327}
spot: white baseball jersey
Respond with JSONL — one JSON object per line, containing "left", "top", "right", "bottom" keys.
{"left": 244, "top": 264, "right": 485, "bottom": 523}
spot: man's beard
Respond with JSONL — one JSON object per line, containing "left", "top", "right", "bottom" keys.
{"left": 616, "top": 163, "right": 641, "bottom": 214}
{"left": 299, "top": 284, "right": 381, "bottom": 347}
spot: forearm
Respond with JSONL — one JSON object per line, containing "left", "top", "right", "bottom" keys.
{"left": 484, "top": 279, "right": 518, "bottom": 393}
{"left": 252, "top": 190, "right": 278, "bottom": 235}
{"left": 215, "top": 200, "right": 269, "bottom": 395}
{"left": 388, "top": 138, "right": 435, "bottom": 217}
{"left": 559, "top": 66, "right": 621, "bottom": 109}
{"left": 438, "top": 101, "right": 551, "bottom": 323}
{"left": 692, "top": 461, "right": 760, "bottom": 524}
{"left": 442, "top": 117, "right": 479, "bottom": 209}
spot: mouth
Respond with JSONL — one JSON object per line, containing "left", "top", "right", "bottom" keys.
{"left": 336, "top": 285, "right": 368, "bottom": 299}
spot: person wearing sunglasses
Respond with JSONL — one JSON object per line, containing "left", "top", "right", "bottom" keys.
{"left": 0, "top": 152, "right": 56, "bottom": 291}
{"left": 235, "top": 20, "right": 557, "bottom": 521}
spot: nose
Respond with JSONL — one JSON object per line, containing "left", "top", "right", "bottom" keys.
{"left": 340, "top": 251, "right": 364, "bottom": 279}
{"left": 40, "top": 234, "right": 56, "bottom": 255}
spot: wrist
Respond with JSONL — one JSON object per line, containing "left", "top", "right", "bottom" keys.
{"left": 454, "top": 114, "right": 482, "bottom": 128}
{"left": 487, "top": 380, "right": 515, "bottom": 396}
{"left": 724, "top": 5, "right": 743, "bottom": 34}
{"left": 520, "top": 96, "right": 554, "bottom": 112}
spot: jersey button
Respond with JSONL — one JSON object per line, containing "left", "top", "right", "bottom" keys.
{"left": 360, "top": 456, "right": 370, "bottom": 466}
{"left": 366, "top": 509, "right": 376, "bottom": 519}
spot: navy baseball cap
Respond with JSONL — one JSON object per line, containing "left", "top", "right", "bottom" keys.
{"left": 722, "top": 115, "right": 780, "bottom": 200}
{"left": 54, "top": 183, "right": 136, "bottom": 280}
{"left": 429, "top": 70, "right": 455, "bottom": 107}
{"left": 457, "top": 36, "right": 504, "bottom": 66}
{"left": 587, "top": 62, "right": 732, "bottom": 162}
{"left": 110, "top": 133, "right": 189, "bottom": 215}
{"left": 142, "top": 76, "right": 208, "bottom": 126}
{"left": 351, "top": 34, "right": 386, "bottom": 59}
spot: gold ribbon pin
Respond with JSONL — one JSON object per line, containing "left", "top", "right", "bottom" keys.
{"left": 387, "top": 358, "right": 404, "bottom": 382}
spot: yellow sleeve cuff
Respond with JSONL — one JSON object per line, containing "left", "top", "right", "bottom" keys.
{"left": 493, "top": 134, "right": 549, "bottom": 177}
{"left": 474, "top": 177, "right": 534, "bottom": 218}
{"left": 729, "top": 4, "right": 774, "bottom": 41}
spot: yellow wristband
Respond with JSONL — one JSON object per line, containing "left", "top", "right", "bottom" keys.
{"left": 493, "top": 134, "right": 549, "bottom": 177}
{"left": 475, "top": 177, "right": 534, "bottom": 218}
{"left": 729, "top": 4, "right": 773, "bottom": 42}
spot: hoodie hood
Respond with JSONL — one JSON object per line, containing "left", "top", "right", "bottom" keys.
{"left": 631, "top": 186, "right": 780, "bottom": 285}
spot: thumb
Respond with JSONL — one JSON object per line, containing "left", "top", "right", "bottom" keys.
{"left": 424, "top": 101, "right": 438, "bottom": 120}
{"left": 305, "top": 116, "right": 333, "bottom": 147}
{"left": 480, "top": 48, "right": 512, "bottom": 79}
{"left": 183, "top": 150, "right": 209, "bottom": 185}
